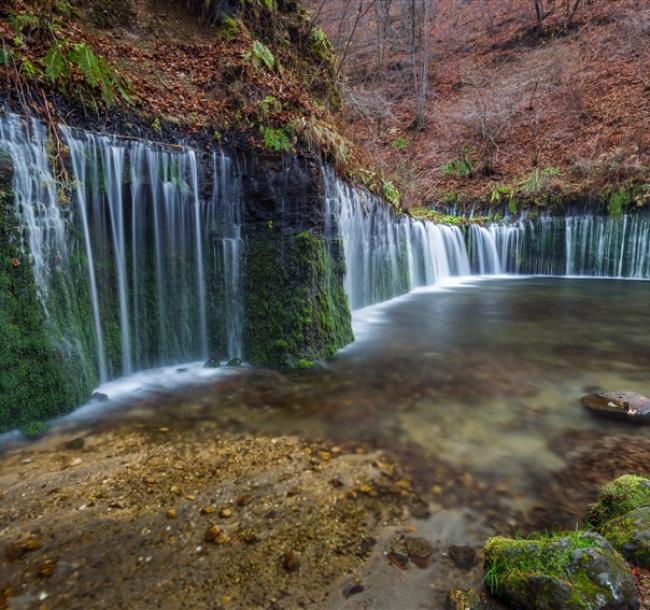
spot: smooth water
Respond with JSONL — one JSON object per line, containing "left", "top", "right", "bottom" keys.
{"left": 36, "top": 277, "right": 650, "bottom": 528}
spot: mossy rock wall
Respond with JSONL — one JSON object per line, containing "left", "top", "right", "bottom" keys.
{"left": 241, "top": 153, "right": 353, "bottom": 368}
{"left": 0, "top": 154, "right": 94, "bottom": 432}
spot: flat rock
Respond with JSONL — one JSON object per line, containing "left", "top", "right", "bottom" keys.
{"left": 581, "top": 391, "right": 650, "bottom": 424}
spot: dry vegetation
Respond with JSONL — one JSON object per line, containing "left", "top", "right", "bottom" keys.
{"left": 311, "top": 0, "right": 650, "bottom": 209}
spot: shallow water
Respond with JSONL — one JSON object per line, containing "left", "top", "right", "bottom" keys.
{"left": 6, "top": 277, "right": 650, "bottom": 527}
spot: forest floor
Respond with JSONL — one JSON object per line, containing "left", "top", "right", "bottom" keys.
{"left": 314, "top": 0, "right": 650, "bottom": 209}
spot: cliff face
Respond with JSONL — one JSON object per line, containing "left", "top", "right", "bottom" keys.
{"left": 0, "top": 1, "right": 359, "bottom": 431}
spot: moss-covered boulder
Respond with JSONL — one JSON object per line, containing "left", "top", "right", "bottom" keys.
{"left": 586, "top": 474, "right": 650, "bottom": 527}
{"left": 484, "top": 532, "right": 639, "bottom": 610}
{"left": 599, "top": 506, "right": 650, "bottom": 568}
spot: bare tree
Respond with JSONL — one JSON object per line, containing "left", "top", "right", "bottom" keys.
{"left": 533, "top": 0, "right": 545, "bottom": 34}
{"left": 407, "top": 0, "right": 433, "bottom": 131}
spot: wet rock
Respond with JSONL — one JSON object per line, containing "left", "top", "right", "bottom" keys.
{"left": 342, "top": 583, "right": 364, "bottom": 598}
{"left": 587, "top": 474, "right": 650, "bottom": 527}
{"left": 204, "top": 525, "right": 222, "bottom": 543}
{"left": 203, "top": 356, "right": 219, "bottom": 368}
{"left": 63, "top": 437, "right": 85, "bottom": 450}
{"left": 581, "top": 391, "right": 650, "bottom": 424}
{"left": 357, "top": 536, "right": 376, "bottom": 558}
{"left": 447, "top": 588, "right": 492, "bottom": 610}
{"left": 405, "top": 536, "right": 434, "bottom": 568}
{"left": 448, "top": 544, "right": 477, "bottom": 570}
{"left": 36, "top": 558, "right": 58, "bottom": 579}
{"left": 166, "top": 508, "right": 176, "bottom": 519}
{"left": 90, "top": 392, "right": 109, "bottom": 402}
{"left": 484, "top": 532, "right": 639, "bottom": 610}
{"left": 5, "top": 534, "right": 43, "bottom": 561}
{"left": 226, "top": 358, "right": 242, "bottom": 367}
{"left": 176, "top": 367, "right": 188, "bottom": 373}
{"left": 387, "top": 534, "right": 433, "bottom": 569}
{"left": 600, "top": 506, "right": 650, "bottom": 568}
{"left": 281, "top": 550, "right": 300, "bottom": 572}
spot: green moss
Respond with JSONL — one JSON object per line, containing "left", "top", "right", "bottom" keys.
{"left": 20, "top": 420, "right": 47, "bottom": 439}
{"left": 484, "top": 531, "right": 623, "bottom": 610}
{"left": 599, "top": 507, "right": 650, "bottom": 568}
{"left": 243, "top": 225, "right": 353, "bottom": 368}
{"left": 0, "top": 161, "right": 94, "bottom": 432}
{"left": 587, "top": 474, "right": 650, "bottom": 527}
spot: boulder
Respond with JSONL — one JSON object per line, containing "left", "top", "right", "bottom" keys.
{"left": 484, "top": 532, "right": 639, "bottom": 610}
{"left": 586, "top": 474, "right": 650, "bottom": 527}
{"left": 581, "top": 391, "right": 650, "bottom": 424}
{"left": 600, "top": 506, "right": 650, "bottom": 568}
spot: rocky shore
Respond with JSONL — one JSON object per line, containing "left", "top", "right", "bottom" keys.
{"left": 0, "top": 423, "right": 418, "bottom": 610}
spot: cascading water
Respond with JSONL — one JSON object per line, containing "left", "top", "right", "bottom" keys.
{"left": 487, "top": 214, "right": 650, "bottom": 278}
{"left": 2, "top": 110, "right": 649, "bottom": 411}
{"left": 324, "top": 171, "right": 470, "bottom": 309}
{"left": 2, "top": 112, "right": 244, "bottom": 391}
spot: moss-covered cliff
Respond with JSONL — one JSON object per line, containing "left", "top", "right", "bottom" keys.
{"left": 0, "top": 153, "right": 92, "bottom": 432}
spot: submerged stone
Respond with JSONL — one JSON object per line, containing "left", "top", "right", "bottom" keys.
{"left": 599, "top": 506, "right": 650, "bottom": 568}
{"left": 447, "top": 588, "right": 494, "bottom": 610}
{"left": 484, "top": 532, "right": 639, "bottom": 610}
{"left": 586, "top": 474, "right": 650, "bottom": 527}
{"left": 581, "top": 391, "right": 650, "bottom": 424}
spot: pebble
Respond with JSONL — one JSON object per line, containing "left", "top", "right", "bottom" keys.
{"left": 166, "top": 508, "right": 177, "bottom": 519}
{"left": 200, "top": 506, "right": 216, "bottom": 515}
{"left": 448, "top": 545, "right": 477, "bottom": 570}
{"left": 204, "top": 525, "right": 222, "bottom": 543}
{"left": 342, "top": 583, "right": 365, "bottom": 598}
{"left": 220, "top": 507, "right": 233, "bottom": 518}
{"left": 281, "top": 550, "right": 301, "bottom": 572}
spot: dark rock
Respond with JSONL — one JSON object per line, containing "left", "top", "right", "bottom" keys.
{"left": 203, "top": 357, "right": 219, "bottom": 368}
{"left": 387, "top": 534, "right": 433, "bottom": 569}
{"left": 226, "top": 358, "right": 242, "bottom": 367}
{"left": 581, "top": 391, "right": 650, "bottom": 424}
{"left": 484, "top": 532, "right": 639, "bottom": 610}
{"left": 448, "top": 544, "right": 477, "bottom": 570}
{"left": 90, "top": 392, "right": 109, "bottom": 402}
{"left": 357, "top": 536, "right": 376, "bottom": 557}
{"left": 600, "top": 506, "right": 650, "bottom": 568}
{"left": 281, "top": 550, "right": 301, "bottom": 572}
{"left": 176, "top": 367, "right": 188, "bottom": 373}
{"left": 342, "top": 583, "right": 364, "bottom": 599}
{"left": 386, "top": 551, "right": 410, "bottom": 569}
{"left": 5, "top": 534, "right": 43, "bottom": 561}
{"left": 63, "top": 437, "right": 85, "bottom": 451}
{"left": 405, "top": 536, "right": 434, "bottom": 568}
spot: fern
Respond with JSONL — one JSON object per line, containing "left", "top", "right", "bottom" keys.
{"left": 69, "top": 43, "right": 101, "bottom": 87}
{"left": 261, "top": 127, "right": 292, "bottom": 153}
{"left": 0, "top": 48, "right": 13, "bottom": 66}
{"left": 19, "top": 58, "right": 41, "bottom": 80}
{"left": 42, "top": 44, "right": 68, "bottom": 82}
{"left": 382, "top": 180, "right": 400, "bottom": 206}
{"left": 247, "top": 40, "right": 275, "bottom": 71}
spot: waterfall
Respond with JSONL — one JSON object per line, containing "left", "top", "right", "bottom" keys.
{"left": 2, "top": 112, "right": 244, "bottom": 389}
{"left": 324, "top": 171, "right": 470, "bottom": 309}
{"left": 2, "top": 110, "right": 649, "bottom": 400}
{"left": 487, "top": 214, "right": 650, "bottom": 278}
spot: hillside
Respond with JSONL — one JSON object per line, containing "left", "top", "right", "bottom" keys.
{"left": 0, "top": 0, "right": 359, "bottom": 171}
{"left": 312, "top": 0, "right": 650, "bottom": 212}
